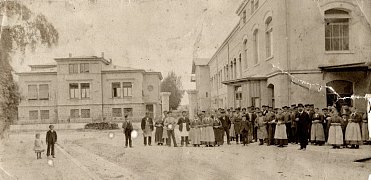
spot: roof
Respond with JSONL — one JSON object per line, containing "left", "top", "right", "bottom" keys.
{"left": 318, "top": 62, "right": 371, "bottom": 71}
{"left": 102, "top": 64, "right": 163, "bottom": 79}
{"left": 222, "top": 76, "right": 268, "bottom": 85}
{"left": 191, "top": 58, "right": 210, "bottom": 74}
{"left": 54, "top": 56, "right": 111, "bottom": 65}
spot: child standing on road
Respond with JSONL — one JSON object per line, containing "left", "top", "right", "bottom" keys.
{"left": 33, "top": 133, "right": 45, "bottom": 159}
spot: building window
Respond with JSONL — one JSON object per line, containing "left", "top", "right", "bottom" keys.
{"left": 39, "top": 84, "right": 49, "bottom": 100}
{"left": 251, "top": 0, "right": 255, "bottom": 14}
{"left": 254, "top": 0, "right": 259, "bottom": 11}
{"left": 123, "top": 82, "right": 132, "bottom": 97}
{"left": 243, "top": 40, "right": 248, "bottom": 69}
{"left": 29, "top": 110, "right": 38, "bottom": 120}
{"left": 238, "top": 53, "right": 242, "bottom": 78}
{"left": 253, "top": 29, "right": 259, "bottom": 64}
{"left": 80, "top": 63, "right": 89, "bottom": 73}
{"left": 124, "top": 108, "right": 133, "bottom": 117}
{"left": 112, "top": 108, "right": 122, "bottom": 117}
{"left": 265, "top": 17, "right": 273, "bottom": 58}
{"left": 112, "top": 82, "right": 121, "bottom": 98}
{"left": 235, "top": 86, "right": 242, "bottom": 108}
{"left": 242, "top": 10, "right": 246, "bottom": 23}
{"left": 81, "top": 109, "right": 90, "bottom": 118}
{"left": 40, "top": 110, "right": 49, "bottom": 120}
{"left": 69, "top": 83, "right": 79, "bottom": 99}
{"left": 70, "top": 109, "right": 79, "bottom": 118}
{"left": 28, "top": 85, "right": 38, "bottom": 100}
{"left": 206, "top": 92, "right": 208, "bottom": 97}
{"left": 81, "top": 83, "right": 90, "bottom": 98}
{"left": 69, "top": 64, "right": 78, "bottom": 74}
{"left": 325, "top": 9, "right": 350, "bottom": 51}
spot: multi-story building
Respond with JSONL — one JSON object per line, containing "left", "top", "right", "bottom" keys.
{"left": 191, "top": 58, "right": 211, "bottom": 112}
{"left": 192, "top": 0, "right": 371, "bottom": 112}
{"left": 16, "top": 54, "right": 162, "bottom": 124}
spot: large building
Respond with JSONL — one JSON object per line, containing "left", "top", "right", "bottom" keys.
{"left": 192, "top": 0, "right": 371, "bottom": 112}
{"left": 16, "top": 54, "right": 162, "bottom": 124}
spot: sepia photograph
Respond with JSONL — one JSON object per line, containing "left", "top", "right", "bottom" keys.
{"left": 0, "top": 0, "right": 370, "bottom": 179}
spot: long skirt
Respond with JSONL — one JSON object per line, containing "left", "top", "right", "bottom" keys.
{"left": 310, "top": 122, "right": 325, "bottom": 142}
{"left": 155, "top": 127, "right": 163, "bottom": 143}
{"left": 214, "top": 128, "right": 224, "bottom": 145}
{"left": 361, "top": 122, "right": 369, "bottom": 141}
{"left": 202, "top": 126, "right": 215, "bottom": 145}
{"left": 234, "top": 122, "right": 242, "bottom": 135}
{"left": 179, "top": 123, "right": 189, "bottom": 137}
{"left": 327, "top": 124, "right": 343, "bottom": 146}
{"left": 190, "top": 128, "right": 201, "bottom": 145}
{"left": 257, "top": 125, "right": 267, "bottom": 140}
{"left": 162, "top": 128, "right": 168, "bottom": 139}
{"left": 229, "top": 124, "right": 236, "bottom": 137}
{"left": 345, "top": 122, "right": 362, "bottom": 145}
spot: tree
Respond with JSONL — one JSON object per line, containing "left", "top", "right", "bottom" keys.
{"left": 0, "top": 1, "right": 59, "bottom": 137}
{"left": 160, "top": 71, "right": 184, "bottom": 110}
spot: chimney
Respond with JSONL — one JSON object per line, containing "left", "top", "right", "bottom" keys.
{"left": 101, "top": 52, "right": 104, "bottom": 58}
{"left": 68, "top": 53, "right": 72, "bottom": 58}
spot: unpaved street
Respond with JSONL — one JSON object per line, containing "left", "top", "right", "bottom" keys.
{"left": 1, "top": 129, "right": 370, "bottom": 180}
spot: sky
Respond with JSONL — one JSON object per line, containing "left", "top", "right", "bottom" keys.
{"left": 11, "top": 0, "right": 242, "bottom": 105}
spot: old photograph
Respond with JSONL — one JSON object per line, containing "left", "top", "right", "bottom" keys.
{"left": 0, "top": 0, "right": 370, "bottom": 179}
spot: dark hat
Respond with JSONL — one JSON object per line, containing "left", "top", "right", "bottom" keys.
{"left": 310, "top": 104, "right": 315, "bottom": 107}
{"left": 322, "top": 107, "right": 328, "bottom": 110}
{"left": 227, "top": 109, "right": 230, "bottom": 112}
{"left": 242, "top": 108, "right": 247, "bottom": 111}
{"left": 274, "top": 108, "right": 279, "bottom": 110}
{"left": 221, "top": 110, "right": 226, "bottom": 113}
{"left": 304, "top": 104, "right": 310, "bottom": 107}
{"left": 236, "top": 108, "right": 241, "bottom": 111}
{"left": 283, "top": 106, "right": 289, "bottom": 109}
{"left": 262, "top": 105, "right": 268, "bottom": 107}
{"left": 291, "top": 104, "right": 296, "bottom": 107}
{"left": 298, "top": 103, "right": 304, "bottom": 108}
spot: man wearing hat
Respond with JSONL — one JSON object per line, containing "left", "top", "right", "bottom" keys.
{"left": 283, "top": 106, "right": 292, "bottom": 143}
{"left": 262, "top": 105, "right": 268, "bottom": 116}
{"left": 321, "top": 107, "right": 330, "bottom": 141}
{"left": 219, "top": 110, "right": 231, "bottom": 145}
{"left": 234, "top": 108, "right": 243, "bottom": 144}
{"left": 295, "top": 103, "right": 311, "bottom": 150}
{"left": 247, "top": 106, "right": 257, "bottom": 142}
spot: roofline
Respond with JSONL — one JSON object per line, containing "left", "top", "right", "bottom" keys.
{"left": 236, "top": 0, "right": 249, "bottom": 15}
{"left": 208, "top": 22, "right": 240, "bottom": 65}
{"left": 29, "top": 64, "right": 57, "bottom": 68}
{"left": 222, "top": 76, "right": 267, "bottom": 85}
{"left": 15, "top": 72, "right": 57, "bottom": 75}
{"left": 146, "top": 72, "right": 163, "bottom": 80}
{"left": 102, "top": 70, "right": 163, "bottom": 80}
{"left": 54, "top": 57, "right": 111, "bottom": 65}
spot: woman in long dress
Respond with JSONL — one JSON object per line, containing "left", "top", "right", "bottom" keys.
{"left": 361, "top": 112, "right": 370, "bottom": 144}
{"left": 345, "top": 107, "right": 363, "bottom": 149}
{"left": 229, "top": 112, "right": 236, "bottom": 141}
{"left": 203, "top": 113, "right": 215, "bottom": 147}
{"left": 162, "top": 112, "right": 169, "bottom": 145}
{"left": 190, "top": 115, "right": 201, "bottom": 147}
{"left": 274, "top": 108, "right": 288, "bottom": 148}
{"left": 327, "top": 110, "right": 343, "bottom": 149}
{"left": 310, "top": 108, "right": 325, "bottom": 145}
{"left": 154, "top": 117, "right": 164, "bottom": 145}
{"left": 255, "top": 110, "right": 267, "bottom": 145}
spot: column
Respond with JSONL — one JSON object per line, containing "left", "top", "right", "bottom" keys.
{"left": 187, "top": 90, "right": 198, "bottom": 119}
{"left": 160, "top": 92, "right": 171, "bottom": 112}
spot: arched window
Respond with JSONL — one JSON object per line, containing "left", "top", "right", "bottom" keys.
{"left": 253, "top": 29, "right": 259, "bottom": 64}
{"left": 325, "top": 9, "right": 350, "bottom": 51}
{"left": 238, "top": 53, "right": 242, "bottom": 78}
{"left": 265, "top": 17, "right": 273, "bottom": 58}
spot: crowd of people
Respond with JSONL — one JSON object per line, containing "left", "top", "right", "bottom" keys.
{"left": 128, "top": 104, "right": 371, "bottom": 150}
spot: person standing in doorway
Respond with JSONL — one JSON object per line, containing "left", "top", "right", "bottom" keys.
{"left": 46, "top": 125, "right": 57, "bottom": 158}
{"left": 141, "top": 112, "right": 154, "bottom": 146}
{"left": 122, "top": 115, "right": 133, "bottom": 148}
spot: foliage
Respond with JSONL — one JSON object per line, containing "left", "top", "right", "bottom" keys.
{"left": 160, "top": 71, "right": 184, "bottom": 110}
{"left": 0, "top": 1, "right": 59, "bottom": 137}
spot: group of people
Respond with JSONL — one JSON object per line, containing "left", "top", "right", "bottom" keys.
{"left": 129, "top": 103, "right": 370, "bottom": 151}
{"left": 33, "top": 125, "right": 58, "bottom": 159}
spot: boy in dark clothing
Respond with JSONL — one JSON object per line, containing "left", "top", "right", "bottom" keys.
{"left": 46, "top": 125, "right": 57, "bottom": 158}
{"left": 122, "top": 115, "right": 133, "bottom": 148}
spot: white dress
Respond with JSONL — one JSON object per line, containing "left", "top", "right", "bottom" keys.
{"left": 179, "top": 123, "right": 189, "bottom": 136}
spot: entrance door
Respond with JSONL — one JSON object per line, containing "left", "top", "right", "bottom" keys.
{"left": 326, "top": 80, "right": 353, "bottom": 112}
{"left": 267, "top": 84, "right": 274, "bottom": 108}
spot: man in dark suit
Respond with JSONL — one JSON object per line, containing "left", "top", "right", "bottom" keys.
{"left": 219, "top": 110, "right": 231, "bottom": 145}
{"left": 46, "top": 125, "right": 57, "bottom": 158}
{"left": 295, "top": 104, "right": 311, "bottom": 150}
{"left": 122, "top": 115, "right": 133, "bottom": 148}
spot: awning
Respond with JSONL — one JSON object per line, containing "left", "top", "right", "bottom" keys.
{"left": 318, "top": 62, "right": 371, "bottom": 72}
{"left": 222, "top": 76, "right": 267, "bottom": 85}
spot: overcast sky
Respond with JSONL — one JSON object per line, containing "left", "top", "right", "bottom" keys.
{"left": 12, "top": 0, "right": 241, "bottom": 105}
